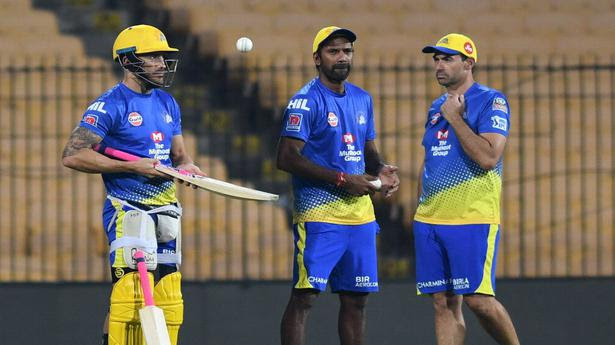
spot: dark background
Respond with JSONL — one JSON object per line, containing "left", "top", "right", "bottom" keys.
{"left": 1, "top": 278, "right": 612, "bottom": 345}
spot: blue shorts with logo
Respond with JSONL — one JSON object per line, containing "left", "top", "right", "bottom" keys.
{"left": 103, "top": 198, "right": 178, "bottom": 268}
{"left": 413, "top": 221, "right": 500, "bottom": 296}
{"left": 292, "top": 221, "right": 379, "bottom": 293}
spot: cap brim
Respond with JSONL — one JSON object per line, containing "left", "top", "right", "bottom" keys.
{"left": 422, "top": 46, "right": 461, "bottom": 56}
{"left": 328, "top": 28, "right": 356, "bottom": 43}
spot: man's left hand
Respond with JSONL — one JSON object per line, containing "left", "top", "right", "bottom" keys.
{"left": 378, "top": 164, "right": 400, "bottom": 198}
{"left": 175, "top": 163, "right": 206, "bottom": 189}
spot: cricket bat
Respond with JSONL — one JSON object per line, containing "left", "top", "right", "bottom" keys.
{"left": 93, "top": 144, "right": 279, "bottom": 201}
{"left": 134, "top": 250, "right": 172, "bottom": 345}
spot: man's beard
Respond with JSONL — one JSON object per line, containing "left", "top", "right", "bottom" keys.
{"left": 322, "top": 63, "right": 351, "bottom": 83}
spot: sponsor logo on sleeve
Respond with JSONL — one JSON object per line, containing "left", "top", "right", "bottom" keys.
{"left": 128, "top": 112, "right": 143, "bottom": 126}
{"left": 327, "top": 112, "right": 339, "bottom": 127}
{"left": 86, "top": 101, "right": 107, "bottom": 113}
{"left": 430, "top": 112, "right": 441, "bottom": 125}
{"left": 492, "top": 97, "right": 508, "bottom": 113}
{"left": 82, "top": 114, "right": 98, "bottom": 127}
{"left": 286, "top": 113, "right": 302, "bottom": 131}
{"left": 287, "top": 98, "right": 311, "bottom": 111}
{"left": 491, "top": 115, "right": 508, "bottom": 131}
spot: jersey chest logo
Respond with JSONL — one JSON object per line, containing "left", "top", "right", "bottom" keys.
{"left": 327, "top": 112, "right": 338, "bottom": 127}
{"left": 437, "top": 129, "right": 449, "bottom": 140}
{"left": 151, "top": 131, "right": 164, "bottom": 143}
{"left": 128, "top": 112, "right": 143, "bottom": 126}
{"left": 357, "top": 112, "right": 366, "bottom": 125}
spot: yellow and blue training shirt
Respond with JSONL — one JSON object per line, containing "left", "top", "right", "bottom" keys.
{"left": 414, "top": 82, "right": 510, "bottom": 225}
{"left": 78, "top": 83, "right": 182, "bottom": 205}
{"left": 280, "top": 78, "right": 376, "bottom": 225}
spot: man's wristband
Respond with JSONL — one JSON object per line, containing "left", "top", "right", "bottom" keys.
{"left": 335, "top": 171, "right": 347, "bottom": 187}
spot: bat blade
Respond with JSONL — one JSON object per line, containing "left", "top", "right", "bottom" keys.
{"left": 155, "top": 165, "right": 279, "bottom": 201}
{"left": 139, "top": 306, "right": 172, "bottom": 345}
{"left": 134, "top": 250, "right": 172, "bottom": 345}
{"left": 93, "top": 144, "right": 279, "bottom": 201}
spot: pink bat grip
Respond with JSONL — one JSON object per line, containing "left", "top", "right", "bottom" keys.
{"left": 134, "top": 250, "right": 155, "bottom": 307}
{"left": 92, "top": 144, "right": 141, "bottom": 162}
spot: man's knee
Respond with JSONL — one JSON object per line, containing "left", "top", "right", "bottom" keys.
{"left": 339, "top": 291, "right": 369, "bottom": 310}
{"left": 432, "top": 292, "right": 461, "bottom": 314}
{"left": 289, "top": 289, "right": 319, "bottom": 311}
{"left": 463, "top": 294, "right": 496, "bottom": 316}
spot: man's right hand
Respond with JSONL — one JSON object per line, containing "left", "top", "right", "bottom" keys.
{"left": 128, "top": 158, "right": 169, "bottom": 179}
{"left": 343, "top": 174, "right": 379, "bottom": 196}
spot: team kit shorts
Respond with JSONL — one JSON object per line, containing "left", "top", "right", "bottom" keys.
{"left": 292, "top": 221, "right": 380, "bottom": 293}
{"left": 413, "top": 220, "right": 500, "bottom": 296}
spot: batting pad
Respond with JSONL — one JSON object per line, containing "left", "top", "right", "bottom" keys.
{"left": 154, "top": 272, "right": 184, "bottom": 345}
{"left": 109, "top": 271, "right": 153, "bottom": 345}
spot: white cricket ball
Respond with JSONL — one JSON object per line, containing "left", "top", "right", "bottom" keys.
{"left": 236, "top": 37, "right": 253, "bottom": 52}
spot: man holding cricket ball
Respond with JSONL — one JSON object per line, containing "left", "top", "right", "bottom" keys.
{"left": 62, "top": 24, "right": 203, "bottom": 345}
{"left": 277, "top": 26, "right": 400, "bottom": 345}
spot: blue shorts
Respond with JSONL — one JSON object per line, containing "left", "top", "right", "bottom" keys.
{"left": 413, "top": 221, "right": 500, "bottom": 296}
{"left": 292, "top": 221, "right": 379, "bottom": 293}
{"left": 103, "top": 198, "right": 178, "bottom": 268}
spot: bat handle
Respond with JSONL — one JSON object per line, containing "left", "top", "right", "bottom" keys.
{"left": 134, "top": 250, "right": 155, "bottom": 307}
{"left": 92, "top": 144, "right": 141, "bottom": 162}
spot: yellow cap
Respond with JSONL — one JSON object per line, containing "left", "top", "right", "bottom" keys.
{"left": 312, "top": 26, "right": 356, "bottom": 53}
{"left": 422, "top": 33, "right": 477, "bottom": 62}
{"left": 112, "top": 24, "right": 178, "bottom": 61}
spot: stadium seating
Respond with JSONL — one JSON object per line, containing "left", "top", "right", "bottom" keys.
{"left": 2, "top": 0, "right": 614, "bottom": 281}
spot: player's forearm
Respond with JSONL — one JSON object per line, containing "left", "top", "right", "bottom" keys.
{"left": 62, "top": 126, "right": 133, "bottom": 173}
{"left": 171, "top": 153, "right": 194, "bottom": 167}
{"left": 278, "top": 153, "right": 340, "bottom": 185}
{"left": 62, "top": 148, "right": 137, "bottom": 174}
{"left": 364, "top": 141, "right": 385, "bottom": 176}
{"left": 449, "top": 120, "right": 499, "bottom": 170}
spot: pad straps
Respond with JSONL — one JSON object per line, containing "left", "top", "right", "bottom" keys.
{"left": 107, "top": 196, "right": 183, "bottom": 264}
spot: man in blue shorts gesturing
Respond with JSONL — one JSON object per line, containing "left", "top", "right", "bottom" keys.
{"left": 277, "top": 26, "right": 400, "bottom": 345}
{"left": 62, "top": 24, "right": 203, "bottom": 345}
{"left": 413, "top": 33, "right": 520, "bottom": 344}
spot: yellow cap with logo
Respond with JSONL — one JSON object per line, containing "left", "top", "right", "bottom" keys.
{"left": 422, "top": 33, "right": 477, "bottom": 62}
{"left": 112, "top": 24, "right": 178, "bottom": 61}
{"left": 312, "top": 26, "right": 356, "bottom": 53}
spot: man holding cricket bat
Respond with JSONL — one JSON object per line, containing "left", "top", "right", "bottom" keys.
{"left": 62, "top": 24, "right": 203, "bottom": 345}
{"left": 277, "top": 26, "right": 400, "bottom": 345}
